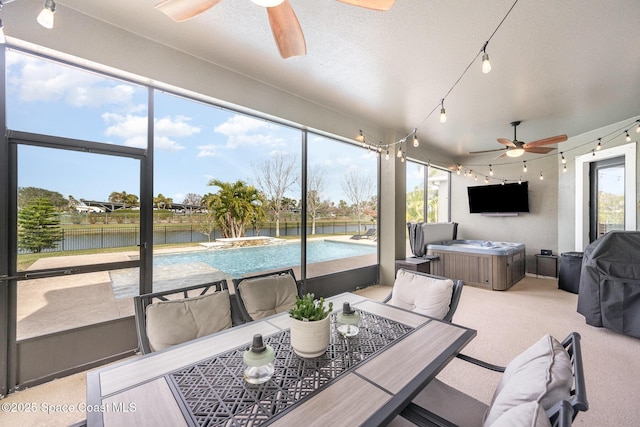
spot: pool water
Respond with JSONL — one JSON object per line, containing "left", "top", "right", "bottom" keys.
{"left": 154, "top": 240, "right": 377, "bottom": 277}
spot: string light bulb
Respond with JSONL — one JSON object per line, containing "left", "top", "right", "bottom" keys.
{"left": 518, "top": 176, "right": 522, "bottom": 184}
{"left": 0, "top": 18, "right": 5, "bottom": 45}
{"left": 413, "top": 132, "right": 419, "bottom": 147}
{"left": 481, "top": 42, "right": 492, "bottom": 73}
{"left": 636, "top": 120, "right": 640, "bottom": 133}
{"left": 489, "top": 164, "right": 493, "bottom": 176}
{"left": 484, "top": 176, "right": 489, "bottom": 184}
{"left": 356, "top": 130, "right": 364, "bottom": 143}
{"left": 561, "top": 152, "right": 566, "bottom": 164}
{"left": 626, "top": 131, "right": 631, "bottom": 142}
{"left": 596, "top": 138, "right": 602, "bottom": 151}
{"left": 396, "top": 145, "right": 403, "bottom": 158}
{"left": 456, "top": 165, "right": 461, "bottom": 175}
{"left": 563, "top": 164, "right": 567, "bottom": 173}
{"left": 385, "top": 148, "right": 390, "bottom": 160}
{"left": 439, "top": 99, "right": 447, "bottom": 123}
{"left": 523, "top": 161, "right": 527, "bottom": 173}
{"left": 539, "top": 172, "right": 544, "bottom": 181}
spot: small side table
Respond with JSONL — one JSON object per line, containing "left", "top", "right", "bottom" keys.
{"left": 395, "top": 256, "right": 439, "bottom": 276}
{"left": 535, "top": 254, "right": 559, "bottom": 278}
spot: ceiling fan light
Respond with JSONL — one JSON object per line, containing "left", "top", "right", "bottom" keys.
{"left": 506, "top": 147, "right": 525, "bottom": 157}
{"left": 251, "top": 0, "right": 285, "bottom": 7}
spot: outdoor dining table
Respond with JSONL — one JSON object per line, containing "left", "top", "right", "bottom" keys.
{"left": 86, "top": 292, "right": 476, "bottom": 426}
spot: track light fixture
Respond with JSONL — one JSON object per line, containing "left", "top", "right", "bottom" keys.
{"left": 37, "top": 0, "right": 56, "bottom": 29}
{"left": 481, "top": 41, "right": 491, "bottom": 74}
{"left": 439, "top": 99, "right": 447, "bottom": 123}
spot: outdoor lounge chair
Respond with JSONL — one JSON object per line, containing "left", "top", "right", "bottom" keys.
{"left": 383, "top": 269, "right": 463, "bottom": 322}
{"left": 350, "top": 228, "right": 377, "bottom": 240}
{"left": 232, "top": 268, "right": 302, "bottom": 322}
{"left": 394, "top": 332, "right": 588, "bottom": 427}
{"left": 134, "top": 280, "right": 240, "bottom": 354}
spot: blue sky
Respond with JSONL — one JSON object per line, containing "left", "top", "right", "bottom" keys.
{"left": 7, "top": 50, "right": 377, "bottom": 205}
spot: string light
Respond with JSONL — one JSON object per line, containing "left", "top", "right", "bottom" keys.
{"left": 356, "top": 130, "right": 364, "bottom": 143}
{"left": 439, "top": 99, "right": 447, "bottom": 123}
{"left": 456, "top": 165, "right": 461, "bottom": 175}
{"left": 626, "top": 131, "right": 631, "bottom": 142}
{"left": 481, "top": 41, "right": 492, "bottom": 73}
{"left": 539, "top": 172, "right": 544, "bottom": 180}
{"left": 563, "top": 164, "right": 567, "bottom": 173}
{"left": 489, "top": 164, "right": 493, "bottom": 176}
{"left": 518, "top": 176, "right": 522, "bottom": 184}
{"left": 636, "top": 120, "right": 640, "bottom": 133}
{"left": 523, "top": 161, "right": 527, "bottom": 173}
{"left": 561, "top": 152, "right": 566, "bottom": 164}
{"left": 502, "top": 179, "right": 506, "bottom": 185}
{"left": 413, "top": 132, "right": 419, "bottom": 147}
{"left": 596, "top": 138, "right": 602, "bottom": 151}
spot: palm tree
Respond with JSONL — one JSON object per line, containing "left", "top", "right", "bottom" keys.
{"left": 205, "top": 179, "right": 266, "bottom": 238}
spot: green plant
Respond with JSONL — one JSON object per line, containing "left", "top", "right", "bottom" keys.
{"left": 289, "top": 293, "right": 333, "bottom": 321}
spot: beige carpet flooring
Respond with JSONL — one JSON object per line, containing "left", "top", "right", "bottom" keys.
{"left": 1, "top": 275, "right": 638, "bottom": 426}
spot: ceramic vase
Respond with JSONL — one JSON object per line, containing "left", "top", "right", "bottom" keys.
{"left": 289, "top": 315, "right": 330, "bottom": 358}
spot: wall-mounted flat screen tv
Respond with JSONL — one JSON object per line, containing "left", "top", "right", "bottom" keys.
{"left": 467, "top": 181, "right": 529, "bottom": 214}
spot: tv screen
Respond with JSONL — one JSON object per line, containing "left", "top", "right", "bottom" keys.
{"left": 467, "top": 181, "right": 529, "bottom": 214}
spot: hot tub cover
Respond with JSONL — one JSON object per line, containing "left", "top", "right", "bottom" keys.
{"left": 577, "top": 231, "right": 640, "bottom": 338}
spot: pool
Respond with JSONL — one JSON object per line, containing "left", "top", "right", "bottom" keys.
{"left": 154, "top": 240, "right": 377, "bottom": 277}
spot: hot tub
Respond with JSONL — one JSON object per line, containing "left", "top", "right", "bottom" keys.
{"left": 427, "top": 240, "right": 526, "bottom": 291}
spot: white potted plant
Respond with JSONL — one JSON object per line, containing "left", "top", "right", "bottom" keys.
{"left": 288, "top": 293, "right": 333, "bottom": 358}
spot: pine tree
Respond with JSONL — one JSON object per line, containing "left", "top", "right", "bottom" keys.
{"left": 18, "top": 198, "right": 64, "bottom": 253}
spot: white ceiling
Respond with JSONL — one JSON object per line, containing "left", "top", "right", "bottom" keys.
{"left": 54, "top": 0, "right": 640, "bottom": 160}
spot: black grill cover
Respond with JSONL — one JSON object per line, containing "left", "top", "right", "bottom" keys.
{"left": 577, "top": 231, "right": 640, "bottom": 339}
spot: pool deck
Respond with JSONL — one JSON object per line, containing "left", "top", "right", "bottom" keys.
{"left": 17, "top": 235, "right": 377, "bottom": 340}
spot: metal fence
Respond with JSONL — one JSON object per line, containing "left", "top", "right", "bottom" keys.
{"left": 19, "top": 221, "right": 377, "bottom": 254}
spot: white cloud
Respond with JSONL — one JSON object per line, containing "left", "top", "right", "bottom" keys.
{"left": 197, "top": 144, "right": 218, "bottom": 157}
{"left": 214, "top": 114, "right": 284, "bottom": 149}
{"left": 102, "top": 113, "right": 199, "bottom": 151}
{"left": 7, "top": 53, "right": 139, "bottom": 109}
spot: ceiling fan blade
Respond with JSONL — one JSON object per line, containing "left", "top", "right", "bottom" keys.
{"left": 497, "top": 138, "right": 516, "bottom": 148}
{"left": 155, "top": 0, "right": 222, "bottom": 22}
{"left": 337, "top": 0, "right": 395, "bottom": 11}
{"left": 469, "top": 147, "right": 508, "bottom": 155}
{"left": 524, "top": 146, "right": 556, "bottom": 154}
{"left": 523, "top": 134, "right": 568, "bottom": 148}
{"left": 267, "top": 1, "right": 306, "bottom": 58}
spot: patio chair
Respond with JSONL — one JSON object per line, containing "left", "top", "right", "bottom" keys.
{"left": 232, "top": 268, "right": 302, "bottom": 322}
{"left": 350, "top": 228, "right": 377, "bottom": 240}
{"left": 134, "top": 280, "right": 239, "bottom": 354}
{"left": 396, "top": 332, "right": 588, "bottom": 427}
{"left": 383, "top": 269, "right": 463, "bottom": 322}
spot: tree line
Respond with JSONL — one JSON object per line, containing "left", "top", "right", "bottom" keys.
{"left": 17, "top": 153, "right": 376, "bottom": 252}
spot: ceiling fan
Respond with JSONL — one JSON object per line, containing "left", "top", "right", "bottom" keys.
{"left": 155, "top": 0, "right": 396, "bottom": 59}
{"left": 469, "top": 121, "right": 568, "bottom": 159}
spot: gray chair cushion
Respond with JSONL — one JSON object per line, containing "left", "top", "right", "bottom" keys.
{"left": 390, "top": 269, "right": 454, "bottom": 319}
{"left": 145, "top": 290, "right": 232, "bottom": 352}
{"left": 483, "top": 334, "right": 573, "bottom": 426}
{"left": 239, "top": 274, "right": 298, "bottom": 320}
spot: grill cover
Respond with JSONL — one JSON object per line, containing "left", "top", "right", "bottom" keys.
{"left": 577, "top": 231, "right": 640, "bottom": 338}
